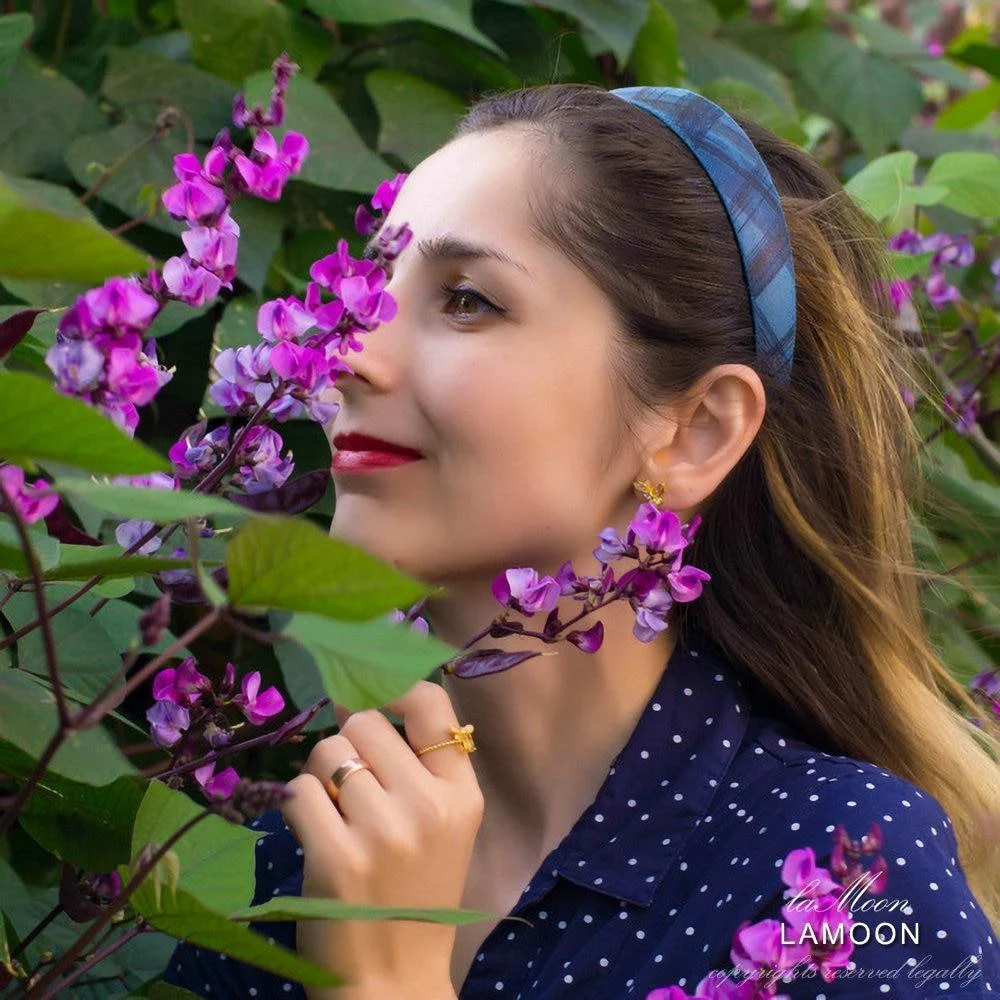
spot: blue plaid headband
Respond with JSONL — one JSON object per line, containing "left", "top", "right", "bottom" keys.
{"left": 610, "top": 86, "right": 796, "bottom": 387}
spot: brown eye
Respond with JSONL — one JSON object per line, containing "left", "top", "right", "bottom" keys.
{"left": 439, "top": 283, "right": 503, "bottom": 322}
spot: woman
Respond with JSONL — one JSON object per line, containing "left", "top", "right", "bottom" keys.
{"left": 164, "top": 83, "right": 1000, "bottom": 999}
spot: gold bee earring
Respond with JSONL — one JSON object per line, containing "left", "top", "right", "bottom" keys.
{"left": 632, "top": 478, "right": 667, "bottom": 510}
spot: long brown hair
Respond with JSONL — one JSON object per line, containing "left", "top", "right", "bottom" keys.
{"left": 454, "top": 83, "right": 1000, "bottom": 931}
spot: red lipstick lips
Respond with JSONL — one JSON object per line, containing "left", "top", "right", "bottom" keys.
{"left": 331, "top": 431, "right": 424, "bottom": 472}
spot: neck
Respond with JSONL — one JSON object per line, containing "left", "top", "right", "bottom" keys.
{"left": 426, "top": 578, "right": 676, "bottom": 866}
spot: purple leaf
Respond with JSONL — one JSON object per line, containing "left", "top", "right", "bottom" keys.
{"left": 0, "top": 308, "right": 45, "bottom": 362}
{"left": 43, "top": 500, "right": 103, "bottom": 546}
{"left": 445, "top": 649, "right": 541, "bottom": 679}
{"left": 224, "top": 469, "right": 328, "bottom": 515}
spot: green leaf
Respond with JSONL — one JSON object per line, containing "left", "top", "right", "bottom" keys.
{"left": 0, "top": 517, "right": 60, "bottom": 573}
{"left": 242, "top": 72, "right": 391, "bottom": 193}
{"left": 0, "top": 372, "right": 169, "bottom": 474}
{"left": 227, "top": 516, "right": 432, "bottom": 618}
{"left": 41, "top": 548, "right": 193, "bottom": 583}
{"left": 629, "top": 1, "right": 680, "bottom": 86}
{"left": 0, "top": 669, "right": 133, "bottom": 784}
{"left": 102, "top": 47, "right": 237, "bottom": 141}
{"left": 279, "top": 609, "right": 457, "bottom": 711}
{"left": 887, "top": 250, "right": 935, "bottom": 280}
{"left": 791, "top": 29, "right": 923, "bottom": 158}
{"left": 131, "top": 781, "right": 260, "bottom": 913}
{"left": 134, "top": 884, "right": 341, "bottom": 988}
{"left": 232, "top": 893, "right": 496, "bottom": 924}
{"left": 19, "top": 773, "right": 146, "bottom": 871}
{"left": 229, "top": 197, "right": 286, "bottom": 293}
{"left": 679, "top": 34, "right": 796, "bottom": 113}
{"left": 176, "top": 0, "right": 330, "bottom": 84}
{"left": 56, "top": 479, "right": 254, "bottom": 524}
{"left": 4, "top": 591, "right": 125, "bottom": 699}
{"left": 0, "top": 13, "right": 32, "bottom": 85}
{"left": 934, "top": 80, "right": 1000, "bottom": 131}
{"left": 365, "top": 69, "right": 466, "bottom": 167}
{"left": 699, "top": 78, "right": 807, "bottom": 146}
{"left": 0, "top": 171, "right": 151, "bottom": 284}
{"left": 307, "top": 0, "right": 503, "bottom": 57}
{"left": 0, "top": 53, "right": 105, "bottom": 178}
{"left": 843, "top": 150, "right": 917, "bottom": 221}
{"left": 920, "top": 440, "right": 1000, "bottom": 552}
{"left": 270, "top": 610, "right": 335, "bottom": 730}
{"left": 924, "top": 151, "right": 1000, "bottom": 218}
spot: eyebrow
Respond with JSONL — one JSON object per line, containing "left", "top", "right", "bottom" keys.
{"left": 364, "top": 233, "right": 529, "bottom": 275}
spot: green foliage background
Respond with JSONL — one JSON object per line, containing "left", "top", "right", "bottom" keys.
{"left": 0, "top": 0, "right": 999, "bottom": 995}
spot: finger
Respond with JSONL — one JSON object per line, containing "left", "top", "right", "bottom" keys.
{"left": 302, "top": 732, "right": 385, "bottom": 804}
{"left": 281, "top": 772, "right": 355, "bottom": 875}
{"left": 380, "top": 680, "right": 476, "bottom": 784}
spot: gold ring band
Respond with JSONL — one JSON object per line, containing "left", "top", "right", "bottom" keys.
{"left": 323, "top": 756, "right": 371, "bottom": 802}
{"left": 415, "top": 723, "right": 476, "bottom": 757}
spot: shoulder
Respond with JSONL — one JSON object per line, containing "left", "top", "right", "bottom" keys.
{"left": 693, "top": 724, "right": 999, "bottom": 997}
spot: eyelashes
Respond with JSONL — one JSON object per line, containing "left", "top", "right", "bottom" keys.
{"left": 438, "top": 282, "right": 505, "bottom": 322}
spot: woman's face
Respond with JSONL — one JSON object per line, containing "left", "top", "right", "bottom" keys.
{"left": 325, "top": 128, "right": 650, "bottom": 587}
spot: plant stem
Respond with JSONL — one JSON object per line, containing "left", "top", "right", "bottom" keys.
{"left": 0, "top": 483, "right": 69, "bottom": 726}
{"left": 10, "top": 903, "right": 62, "bottom": 961}
{"left": 25, "top": 812, "right": 211, "bottom": 998}
{"left": 79, "top": 132, "right": 158, "bottom": 206}
{"left": 0, "top": 727, "right": 65, "bottom": 838}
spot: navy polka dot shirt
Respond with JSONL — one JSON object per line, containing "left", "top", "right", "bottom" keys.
{"left": 163, "top": 627, "right": 1000, "bottom": 998}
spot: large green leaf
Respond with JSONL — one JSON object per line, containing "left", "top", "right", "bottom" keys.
{"left": 19, "top": 773, "right": 146, "bottom": 872}
{"left": 40, "top": 547, "right": 193, "bottom": 583}
{"left": 279, "top": 609, "right": 457, "bottom": 711}
{"left": 227, "top": 515, "right": 432, "bottom": 618}
{"left": 308, "top": 0, "right": 503, "bottom": 57}
{"left": 920, "top": 440, "right": 1000, "bottom": 552}
{"left": 0, "top": 13, "right": 32, "bottom": 85}
{"left": 366, "top": 69, "right": 466, "bottom": 167}
{"left": 0, "top": 53, "right": 105, "bottom": 178}
{"left": 0, "top": 669, "right": 133, "bottom": 784}
{"left": 791, "top": 29, "right": 923, "bottom": 158}
{"left": 4, "top": 591, "right": 124, "bottom": 699}
{"left": 843, "top": 150, "right": 917, "bottom": 221}
{"left": 176, "top": 0, "right": 330, "bottom": 84}
{"left": 0, "top": 517, "right": 60, "bottom": 573}
{"left": 0, "top": 171, "right": 151, "bottom": 284}
{"left": 270, "top": 610, "right": 335, "bottom": 730}
{"left": 102, "top": 47, "right": 237, "bottom": 141}
{"left": 132, "top": 885, "right": 341, "bottom": 988}
{"left": 131, "top": 780, "right": 260, "bottom": 914}
{"left": 699, "top": 78, "right": 807, "bottom": 147}
{"left": 924, "top": 151, "right": 1000, "bottom": 219}
{"left": 0, "top": 372, "right": 169, "bottom": 474}
{"left": 242, "top": 72, "right": 391, "bottom": 193}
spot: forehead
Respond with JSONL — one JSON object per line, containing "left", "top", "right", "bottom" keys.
{"left": 382, "top": 129, "right": 540, "bottom": 252}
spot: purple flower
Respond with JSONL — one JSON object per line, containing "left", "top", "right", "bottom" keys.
{"left": 182, "top": 210, "right": 240, "bottom": 285}
{"left": 169, "top": 424, "right": 231, "bottom": 479}
{"left": 666, "top": 563, "right": 712, "bottom": 603}
{"left": 780, "top": 898, "right": 854, "bottom": 981}
{"left": 491, "top": 568, "right": 562, "bottom": 615}
{"left": 371, "top": 173, "right": 407, "bottom": 214}
{"left": 629, "top": 504, "right": 687, "bottom": 557}
{"left": 194, "top": 761, "right": 241, "bottom": 800}
{"left": 924, "top": 270, "right": 961, "bottom": 309}
{"left": 111, "top": 471, "right": 177, "bottom": 490}
{"left": 566, "top": 620, "right": 604, "bottom": 653}
{"left": 233, "top": 670, "right": 285, "bottom": 725}
{"left": 730, "top": 918, "right": 810, "bottom": 977}
{"left": 233, "top": 130, "right": 308, "bottom": 201}
{"left": 105, "top": 345, "right": 169, "bottom": 406}
{"left": 593, "top": 526, "right": 632, "bottom": 565}
{"left": 115, "top": 519, "right": 161, "bottom": 555}
{"left": 920, "top": 231, "right": 975, "bottom": 270}
{"left": 162, "top": 152, "right": 228, "bottom": 225}
{"left": 257, "top": 296, "right": 315, "bottom": 343}
{"left": 163, "top": 255, "right": 223, "bottom": 307}
{"left": 887, "top": 228, "right": 922, "bottom": 254}
{"left": 990, "top": 257, "right": 1000, "bottom": 295}
{"left": 146, "top": 699, "right": 190, "bottom": 747}
{"left": 310, "top": 239, "right": 379, "bottom": 294}
{"left": 889, "top": 278, "right": 913, "bottom": 312}
{"left": 45, "top": 339, "right": 104, "bottom": 392}
{"left": 73, "top": 277, "right": 160, "bottom": 339}
{"left": 970, "top": 668, "right": 1000, "bottom": 699}
{"left": 781, "top": 847, "right": 840, "bottom": 900}
{"left": 0, "top": 465, "right": 59, "bottom": 524}
{"left": 152, "top": 657, "right": 212, "bottom": 707}
{"left": 231, "top": 426, "right": 294, "bottom": 494}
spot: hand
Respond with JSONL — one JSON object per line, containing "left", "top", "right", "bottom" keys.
{"left": 281, "top": 680, "right": 485, "bottom": 999}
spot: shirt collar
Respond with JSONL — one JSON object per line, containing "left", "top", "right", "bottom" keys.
{"left": 551, "top": 625, "right": 751, "bottom": 907}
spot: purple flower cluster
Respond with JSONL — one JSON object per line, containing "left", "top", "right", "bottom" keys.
{"left": 970, "top": 667, "right": 1000, "bottom": 724}
{"left": 146, "top": 658, "right": 285, "bottom": 802}
{"left": 490, "top": 501, "right": 711, "bottom": 650}
{"left": 646, "top": 824, "right": 886, "bottom": 999}
{"left": 208, "top": 172, "right": 412, "bottom": 425}
{"left": 887, "top": 229, "right": 976, "bottom": 311}
{"left": 0, "top": 464, "right": 58, "bottom": 525}
{"left": 44, "top": 53, "right": 307, "bottom": 437}
{"left": 45, "top": 278, "right": 173, "bottom": 435}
